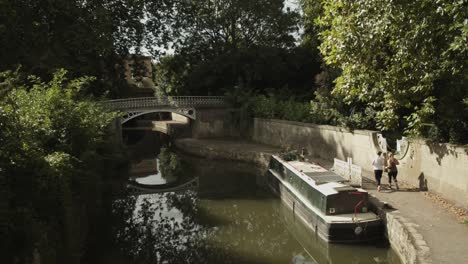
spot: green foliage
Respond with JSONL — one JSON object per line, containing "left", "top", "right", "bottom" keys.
{"left": 247, "top": 91, "right": 378, "bottom": 131}
{"left": 158, "top": 147, "right": 183, "bottom": 183}
{"left": 0, "top": 69, "right": 128, "bottom": 263}
{"left": 0, "top": 0, "right": 175, "bottom": 97}
{"left": 170, "top": 0, "right": 300, "bottom": 53}
{"left": 314, "top": 0, "right": 468, "bottom": 143}
{"left": 299, "top": 0, "right": 323, "bottom": 49}
{"left": 153, "top": 1, "right": 320, "bottom": 97}
{"left": 250, "top": 95, "right": 335, "bottom": 124}
{"left": 153, "top": 55, "right": 189, "bottom": 96}
{"left": 155, "top": 46, "right": 320, "bottom": 97}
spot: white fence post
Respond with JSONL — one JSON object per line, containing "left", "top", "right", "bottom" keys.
{"left": 332, "top": 157, "right": 362, "bottom": 187}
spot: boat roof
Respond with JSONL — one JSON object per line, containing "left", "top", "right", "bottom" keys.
{"left": 273, "top": 156, "right": 364, "bottom": 196}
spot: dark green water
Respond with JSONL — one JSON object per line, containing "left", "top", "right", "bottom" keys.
{"left": 121, "top": 155, "right": 401, "bottom": 264}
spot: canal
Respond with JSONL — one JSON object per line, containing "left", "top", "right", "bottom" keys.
{"left": 116, "top": 134, "right": 402, "bottom": 264}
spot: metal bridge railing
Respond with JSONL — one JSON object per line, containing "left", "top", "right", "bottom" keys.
{"left": 105, "top": 96, "right": 228, "bottom": 110}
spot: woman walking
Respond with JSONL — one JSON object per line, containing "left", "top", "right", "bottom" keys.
{"left": 372, "top": 151, "right": 384, "bottom": 191}
{"left": 387, "top": 152, "right": 400, "bottom": 190}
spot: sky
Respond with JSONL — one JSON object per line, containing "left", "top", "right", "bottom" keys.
{"left": 285, "top": 0, "right": 300, "bottom": 12}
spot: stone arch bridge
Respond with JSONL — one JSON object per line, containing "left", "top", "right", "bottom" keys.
{"left": 105, "top": 96, "right": 241, "bottom": 138}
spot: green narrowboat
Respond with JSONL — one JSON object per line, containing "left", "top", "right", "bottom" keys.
{"left": 267, "top": 155, "right": 383, "bottom": 243}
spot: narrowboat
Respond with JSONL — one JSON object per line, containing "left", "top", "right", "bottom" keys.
{"left": 267, "top": 155, "right": 383, "bottom": 243}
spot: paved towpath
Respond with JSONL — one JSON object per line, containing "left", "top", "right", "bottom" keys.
{"left": 176, "top": 138, "right": 468, "bottom": 264}
{"left": 365, "top": 179, "right": 468, "bottom": 264}
{"left": 306, "top": 157, "right": 468, "bottom": 264}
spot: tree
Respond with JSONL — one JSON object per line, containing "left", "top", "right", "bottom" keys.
{"left": 0, "top": 0, "right": 173, "bottom": 97}
{"left": 299, "top": 0, "right": 323, "bottom": 50}
{"left": 153, "top": 0, "right": 321, "bottom": 97}
{"left": 156, "top": 46, "right": 320, "bottom": 97}
{"left": 159, "top": 0, "right": 300, "bottom": 56}
{"left": 0, "top": 69, "right": 128, "bottom": 263}
{"left": 315, "top": 0, "right": 467, "bottom": 142}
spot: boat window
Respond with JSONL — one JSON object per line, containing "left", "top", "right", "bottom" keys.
{"left": 298, "top": 181, "right": 307, "bottom": 198}
{"left": 306, "top": 185, "right": 323, "bottom": 210}
{"left": 326, "top": 192, "right": 368, "bottom": 214}
{"left": 286, "top": 169, "right": 295, "bottom": 185}
{"left": 270, "top": 158, "right": 286, "bottom": 178}
{"left": 294, "top": 174, "right": 303, "bottom": 191}
{"left": 273, "top": 158, "right": 329, "bottom": 213}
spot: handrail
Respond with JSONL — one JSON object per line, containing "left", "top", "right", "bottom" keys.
{"left": 104, "top": 96, "right": 228, "bottom": 110}
{"left": 350, "top": 191, "right": 366, "bottom": 222}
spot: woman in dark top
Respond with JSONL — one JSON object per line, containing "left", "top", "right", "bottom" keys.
{"left": 386, "top": 152, "right": 400, "bottom": 190}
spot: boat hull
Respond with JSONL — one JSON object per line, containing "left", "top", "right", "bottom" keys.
{"left": 267, "top": 171, "right": 383, "bottom": 243}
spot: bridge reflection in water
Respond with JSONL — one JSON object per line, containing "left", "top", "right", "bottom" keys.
{"left": 127, "top": 177, "right": 199, "bottom": 195}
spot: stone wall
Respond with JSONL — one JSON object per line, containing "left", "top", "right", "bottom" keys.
{"left": 398, "top": 139, "right": 468, "bottom": 209}
{"left": 252, "top": 118, "right": 380, "bottom": 170}
{"left": 191, "top": 108, "right": 241, "bottom": 138}
{"left": 171, "top": 113, "right": 189, "bottom": 123}
{"left": 368, "top": 196, "right": 431, "bottom": 264}
{"left": 252, "top": 118, "right": 468, "bottom": 209}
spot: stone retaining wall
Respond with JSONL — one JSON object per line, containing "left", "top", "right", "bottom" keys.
{"left": 397, "top": 139, "right": 468, "bottom": 209}
{"left": 191, "top": 108, "right": 241, "bottom": 138}
{"left": 252, "top": 118, "right": 468, "bottom": 209}
{"left": 369, "top": 197, "right": 431, "bottom": 264}
{"left": 252, "top": 118, "right": 380, "bottom": 171}
{"left": 385, "top": 211, "right": 431, "bottom": 264}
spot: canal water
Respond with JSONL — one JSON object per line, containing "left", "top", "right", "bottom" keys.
{"left": 121, "top": 153, "right": 402, "bottom": 264}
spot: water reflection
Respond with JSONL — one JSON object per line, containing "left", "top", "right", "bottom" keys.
{"left": 278, "top": 203, "right": 400, "bottom": 264}
{"left": 114, "top": 155, "right": 401, "bottom": 264}
{"left": 134, "top": 159, "right": 167, "bottom": 185}
{"left": 113, "top": 191, "right": 208, "bottom": 264}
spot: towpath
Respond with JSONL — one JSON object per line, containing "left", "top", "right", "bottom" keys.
{"left": 363, "top": 176, "right": 468, "bottom": 264}
{"left": 175, "top": 138, "right": 468, "bottom": 264}
{"left": 313, "top": 156, "right": 468, "bottom": 264}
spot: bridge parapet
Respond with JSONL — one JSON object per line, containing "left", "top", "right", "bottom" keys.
{"left": 106, "top": 96, "right": 228, "bottom": 111}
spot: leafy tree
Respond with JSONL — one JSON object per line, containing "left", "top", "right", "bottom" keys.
{"left": 0, "top": 69, "right": 128, "bottom": 263}
{"left": 153, "top": 0, "right": 321, "bottom": 97}
{"left": 156, "top": 46, "right": 320, "bottom": 97}
{"left": 153, "top": 55, "right": 189, "bottom": 97}
{"left": 299, "top": 0, "right": 323, "bottom": 49}
{"left": 170, "top": 0, "right": 300, "bottom": 54}
{"left": 315, "top": 0, "right": 467, "bottom": 142}
{"left": 0, "top": 0, "right": 173, "bottom": 97}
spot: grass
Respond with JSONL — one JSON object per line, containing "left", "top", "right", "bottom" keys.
{"left": 464, "top": 220, "right": 468, "bottom": 227}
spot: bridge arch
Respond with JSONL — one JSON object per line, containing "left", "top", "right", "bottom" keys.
{"left": 105, "top": 96, "right": 227, "bottom": 125}
{"left": 121, "top": 108, "right": 196, "bottom": 124}
{"left": 106, "top": 96, "right": 236, "bottom": 138}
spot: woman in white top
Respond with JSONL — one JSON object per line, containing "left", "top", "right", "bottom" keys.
{"left": 372, "top": 151, "right": 384, "bottom": 191}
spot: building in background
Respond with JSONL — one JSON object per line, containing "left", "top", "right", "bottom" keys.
{"left": 123, "top": 55, "right": 155, "bottom": 97}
